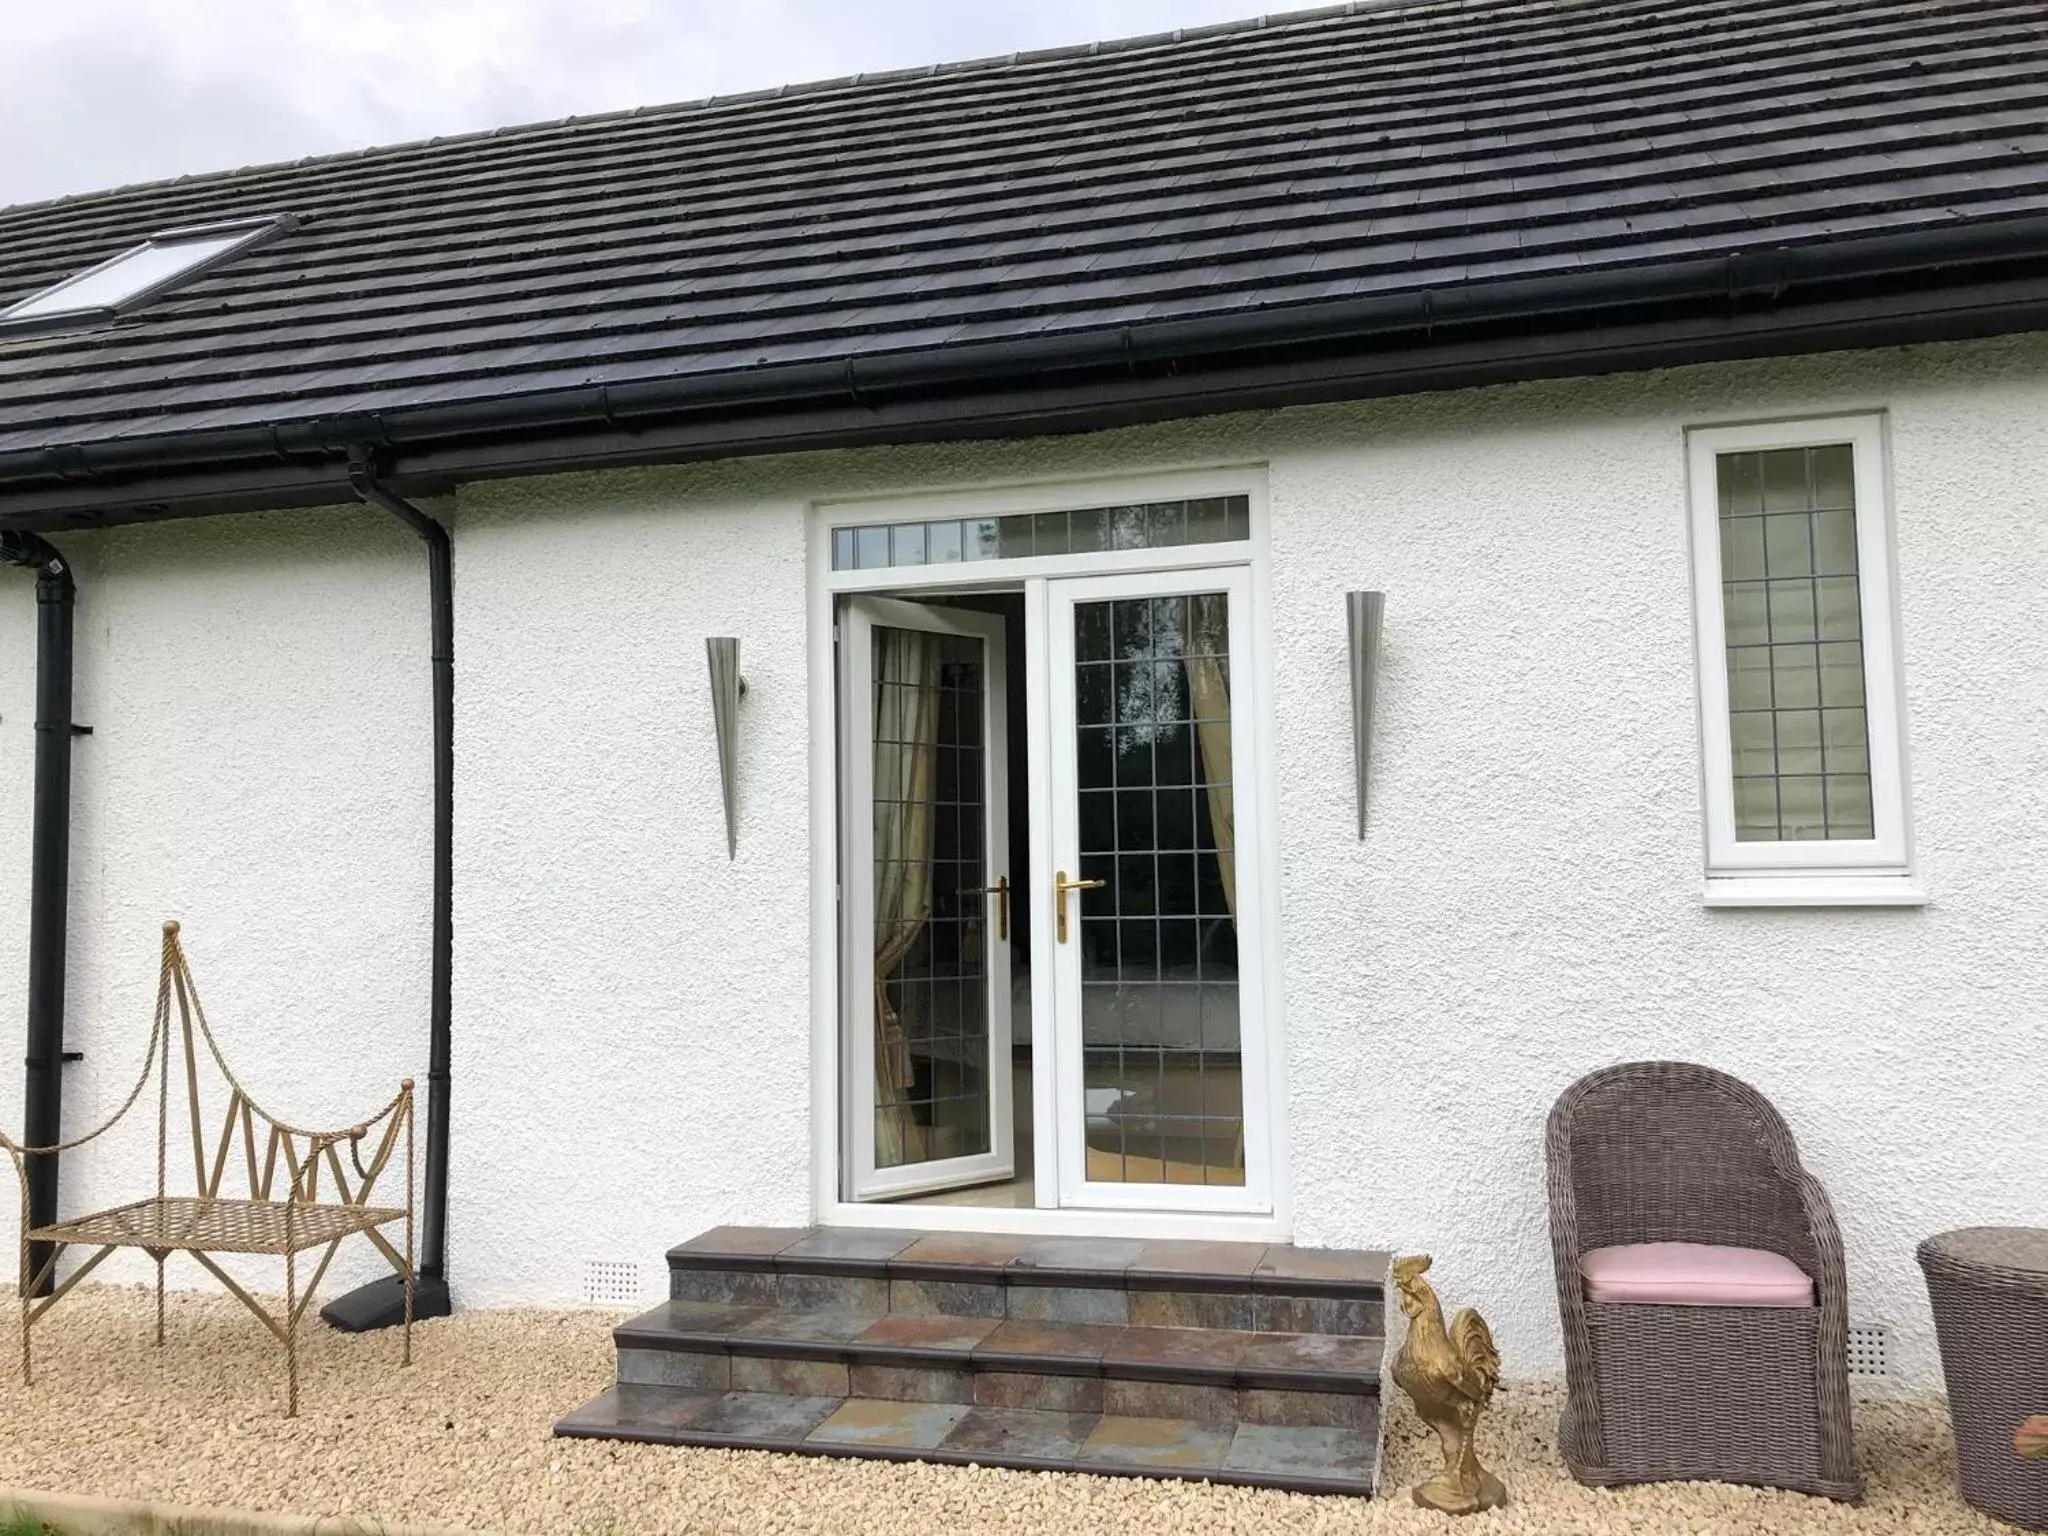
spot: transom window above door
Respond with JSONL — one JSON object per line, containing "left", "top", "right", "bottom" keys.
{"left": 831, "top": 495, "right": 1251, "bottom": 571}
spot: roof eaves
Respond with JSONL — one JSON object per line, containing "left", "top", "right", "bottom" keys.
{"left": 7, "top": 204, "right": 2048, "bottom": 528}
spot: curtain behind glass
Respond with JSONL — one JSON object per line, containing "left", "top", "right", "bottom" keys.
{"left": 871, "top": 628, "right": 942, "bottom": 1168}
{"left": 1185, "top": 593, "right": 1235, "bottom": 923}
{"left": 1184, "top": 593, "right": 1240, "bottom": 1179}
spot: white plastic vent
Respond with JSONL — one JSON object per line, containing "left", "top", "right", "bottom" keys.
{"left": 1846, "top": 1323, "right": 1891, "bottom": 1378}
{"left": 582, "top": 1259, "right": 645, "bottom": 1307}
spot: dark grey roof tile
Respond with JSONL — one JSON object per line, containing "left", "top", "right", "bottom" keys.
{"left": 1, "top": 0, "right": 2045, "bottom": 457}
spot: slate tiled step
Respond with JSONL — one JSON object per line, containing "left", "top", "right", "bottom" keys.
{"left": 555, "top": 1386, "right": 1379, "bottom": 1497}
{"left": 616, "top": 1299, "right": 1383, "bottom": 1424}
{"left": 669, "top": 1227, "right": 1389, "bottom": 1334}
{"left": 577, "top": 1225, "right": 1389, "bottom": 1491}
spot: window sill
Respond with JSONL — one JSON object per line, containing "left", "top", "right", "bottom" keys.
{"left": 1703, "top": 876, "right": 1927, "bottom": 909}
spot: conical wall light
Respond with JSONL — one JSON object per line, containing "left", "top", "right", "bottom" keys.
{"left": 707, "top": 637, "right": 745, "bottom": 859}
{"left": 1347, "top": 592, "right": 1385, "bottom": 839}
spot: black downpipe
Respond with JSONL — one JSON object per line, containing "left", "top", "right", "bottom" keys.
{"left": 1, "top": 531, "right": 75, "bottom": 1296}
{"left": 321, "top": 456, "right": 454, "bottom": 1330}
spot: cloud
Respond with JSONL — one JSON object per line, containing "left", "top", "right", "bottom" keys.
{"left": 0, "top": 0, "right": 1268, "bottom": 209}
{"left": 1, "top": 33, "right": 341, "bottom": 205}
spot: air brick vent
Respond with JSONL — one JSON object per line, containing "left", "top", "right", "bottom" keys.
{"left": 582, "top": 1259, "right": 645, "bottom": 1308}
{"left": 1846, "top": 1323, "right": 1890, "bottom": 1379}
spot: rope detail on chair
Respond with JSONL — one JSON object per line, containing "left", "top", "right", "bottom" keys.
{"left": 2, "top": 920, "right": 416, "bottom": 1417}
{"left": 0, "top": 930, "right": 174, "bottom": 1164}
{"left": 166, "top": 923, "right": 408, "bottom": 1149}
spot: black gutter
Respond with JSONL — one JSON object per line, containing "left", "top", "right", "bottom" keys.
{"left": 6, "top": 211, "right": 2048, "bottom": 516}
{"left": 10, "top": 260, "right": 2048, "bottom": 534}
{"left": 0, "top": 531, "right": 76, "bottom": 1296}
{"left": 319, "top": 453, "right": 454, "bottom": 1332}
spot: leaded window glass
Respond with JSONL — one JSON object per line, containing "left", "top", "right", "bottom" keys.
{"left": 1716, "top": 444, "right": 1874, "bottom": 842}
{"left": 832, "top": 496, "right": 1250, "bottom": 571}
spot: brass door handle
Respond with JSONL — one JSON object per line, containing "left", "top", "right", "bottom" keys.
{"left": 1054, "top": 870, "right": 1106, "bottom": 944}
{"left": 977, "top": 876, "right": 1010, "bottom": 942}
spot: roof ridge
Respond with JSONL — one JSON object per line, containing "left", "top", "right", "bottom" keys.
{"left": 0, "top": 0, "right": 1480, "bottom": 218}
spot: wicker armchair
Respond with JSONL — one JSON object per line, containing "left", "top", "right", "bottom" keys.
{"left": 1546, "top": 1061, "right": 1861, "bottom": 1500}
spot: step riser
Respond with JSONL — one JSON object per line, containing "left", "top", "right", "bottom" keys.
{"left": 616, "top": 1346, "right": 1378, "bottom": 1430}
{"left": 671, "top": 1266, "right": 1382, "bottom": 1336}
{"left": 557, "top": 1395, "right": 1380, "bottom": 1499}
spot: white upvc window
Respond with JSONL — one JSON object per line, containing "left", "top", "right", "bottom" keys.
{"left": 1685, "top": 414, "right": 1920, "bottom": 907}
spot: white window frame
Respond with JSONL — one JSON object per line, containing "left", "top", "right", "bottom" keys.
{"left": 1685, "top": 413, "right": 1922, "bottom": 907}
{"left": 817, "top": 467, "right": 1262, "bottom": 594}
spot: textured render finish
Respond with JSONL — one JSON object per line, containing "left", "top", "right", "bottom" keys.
{"left": 0, "top": 508, "right": 431, "bottom": 1295}
{"left": 1262, "top": 335, "right": 2048, "bottom": 1394}
{"left": 5, "top": 333, "right": 2046, "bottom": 1388}
{"left": 451, "top": 332, "right": 2043, "bottom": 1387}
{"left": 445, "top": 486, "right": 817, "bottom": 1305}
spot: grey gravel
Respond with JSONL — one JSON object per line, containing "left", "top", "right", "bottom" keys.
{"left": 0, "top": 1285, "right": 2007, "bottom": 1534}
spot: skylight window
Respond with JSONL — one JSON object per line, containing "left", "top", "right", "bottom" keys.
{"left": 0, "top": 215, "right": 294, "bottom": 333}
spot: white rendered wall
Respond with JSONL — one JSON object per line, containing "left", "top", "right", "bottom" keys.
{"left": 446, "top": 480, "right": 818, "bottom": 1305}
{"left": 6, "top": 333, "right": 2046, "bottom": 1390}
{"left": 454, "top": 332, "right": 2048, "bottom": 1387}
{"left": 1259, "top": 342, "right": 2048, "bottom": 1395}
{"left": 0, "top": 508, "right": 431, "bottom": 1297}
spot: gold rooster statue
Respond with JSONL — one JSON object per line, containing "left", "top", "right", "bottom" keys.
{"left": 1390, "top": 1253, "right": 1506, "bottom": 1514}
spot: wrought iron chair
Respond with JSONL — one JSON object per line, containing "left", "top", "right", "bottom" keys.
{"left": 1546, "top": 1061, "right": 1861, "bottom": 1499}
{"left": 2, "top": 921, "right": 414, "bottom": 1416}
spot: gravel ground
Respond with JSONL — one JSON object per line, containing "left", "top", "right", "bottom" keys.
{"left": 0, "top": 1285, "right": 2009, "bottom": 1534}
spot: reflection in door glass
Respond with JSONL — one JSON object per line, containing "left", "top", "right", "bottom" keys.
{"left": 872, "top": 627, "right": 992, "bottom": 1170}
{"left": 1073, "top": 594, "right": 1244, "bottom": 1186}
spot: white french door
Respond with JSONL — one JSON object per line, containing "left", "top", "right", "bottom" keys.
{"left": 842, "top": 596, "right": 1015, "bottom": 1201}
{"left": 835, "top": 566, "right": 1272, "bottom": 1217}
{"left": 1042, "top": 567, "right": 1271, "bottom": 1213}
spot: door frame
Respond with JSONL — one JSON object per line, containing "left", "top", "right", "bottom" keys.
{"left": 806, "top": 464, "right": 1291, "bottom": 1238}
{"left": 839, "top": 595, "right": 1016, "bottom": 1202}
{"left": 1042, "top": 564, "right": 1273, "bottom": 1215}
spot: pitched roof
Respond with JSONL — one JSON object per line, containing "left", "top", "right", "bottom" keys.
{"left": 4, "top": 0, "right": 2048, "bottom": 523}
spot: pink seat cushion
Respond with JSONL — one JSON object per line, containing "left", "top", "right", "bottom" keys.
{"left": 1580, "top": 1242, "right": 1815, "bottom": 1308}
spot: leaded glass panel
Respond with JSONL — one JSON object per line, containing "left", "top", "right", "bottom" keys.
{"left": 1717, "top": 444, "right": 1874, "bottom": 842}
{"left": 1072, "top": 592, "right": 1244, "bottom": 1187}
{"left": 832, "top": 495, "right": 1251, "bottom": 570}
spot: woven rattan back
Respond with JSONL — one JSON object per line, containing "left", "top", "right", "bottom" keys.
{"left": 1552, "top": 1061, "right": 1820, "bottom": 1274}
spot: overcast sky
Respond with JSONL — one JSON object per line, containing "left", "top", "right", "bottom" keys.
{"left": 2, "top": 0, "right": 1273, "bottom": 208}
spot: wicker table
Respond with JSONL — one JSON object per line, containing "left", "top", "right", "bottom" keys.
{"left": 1920, "top": 1227, "right": 2048, "bottom": 1531}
